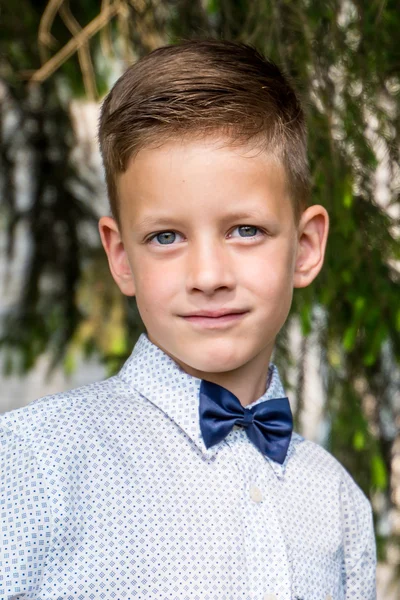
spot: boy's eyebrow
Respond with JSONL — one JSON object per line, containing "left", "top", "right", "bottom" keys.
{"left": 135, "top": 211, "right": 267, "bottom": 230}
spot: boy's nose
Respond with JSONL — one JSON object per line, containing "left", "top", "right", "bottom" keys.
{"left": 185, "top": 241, "right": 235, "bottom": 294}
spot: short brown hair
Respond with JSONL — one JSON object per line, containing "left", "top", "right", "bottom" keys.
{"left": 99, "top": 39, "right": 309, "bottom": 225}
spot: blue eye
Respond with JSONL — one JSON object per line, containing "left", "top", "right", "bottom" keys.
{"left": 236, "top": 225, "right": 258, "bottom": 237}
{"left": 148, "top": 231, "right": 182, "bottom": 245}
{"left": 231, "top": 225, "right": 265, "bottom": 241}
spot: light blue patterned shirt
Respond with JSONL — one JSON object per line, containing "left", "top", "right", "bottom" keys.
{"left": 1, "top": 333, "right": 376, "bottom": 599}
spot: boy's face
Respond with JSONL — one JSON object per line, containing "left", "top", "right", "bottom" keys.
{"left": 99, "top": 137, "right": 328, "bottom": 385}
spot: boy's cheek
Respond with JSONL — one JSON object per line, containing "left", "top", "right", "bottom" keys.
{"left": 133, "top": 260, "right": 174, "bottom": 295}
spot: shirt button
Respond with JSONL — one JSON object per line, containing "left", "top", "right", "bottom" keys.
{"left": 263, "top": 594, "right": 277, "bottom": 600}
{"left": 249, "top": 485, "right": 263, "bottom": 503}
{"left": 326, "top": 596, "right": 333, "bottom": 600}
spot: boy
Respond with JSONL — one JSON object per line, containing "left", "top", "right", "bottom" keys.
{"left": 0, "top": 40, "right": 376, "bottom": 599}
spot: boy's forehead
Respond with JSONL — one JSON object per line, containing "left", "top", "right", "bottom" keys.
{"left": 116, "top": 137, "right": 295, "bottom": 227}
{"left": 118, "top": 137, "right": 287, "bottom": 194}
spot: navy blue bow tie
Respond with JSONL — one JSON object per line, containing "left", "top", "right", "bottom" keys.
{"left": 199, "top": 379, "right": 293, "bottom": 464}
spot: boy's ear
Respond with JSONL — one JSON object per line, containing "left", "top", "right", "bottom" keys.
{"left": 98, "top": 216, "right": 136, "bottom": 296}
{"left": 293, "top": 205, "right": 329, "bottom": 288}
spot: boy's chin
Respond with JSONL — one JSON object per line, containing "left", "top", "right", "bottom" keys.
{"left": 147, "top": 329, "right": 274, "bottom": 377}
{"left": 170, "top": 340, "right": 258, "bottom": 376}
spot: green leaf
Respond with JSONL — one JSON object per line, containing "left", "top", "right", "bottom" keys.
{"left": 300, "top": 304, "right": 312, "bottom": 336}
{"left": 206, "top": 0, "right": 219, "bottom": 15}
{"left": 371, "top": 454, "right": 388, "bottom": 490}
{"left": 343, "top": 189, "right": 353, "bottom": 208}
{"left": 353, "top": 296, "right": 366, "bottom": 317}
{"left": 63, "top": 350, "right": 76, "bottom": 377}
{"left": 353, "top": 430, "right": 365, "bottom": 451}
{"left": 109, "top": 331, "right": 128, "bottom": 356}
{"left": 363, "top": 352, "right": 377, "bottom": 367}
{"left": 396, "top": 308, "right": 400, "bottom": 332}
{"left": 343, "top": 325, "right": 357, "bottom": 351}
{"left": 341, "top": 270, "right": 353, "bottom": 284}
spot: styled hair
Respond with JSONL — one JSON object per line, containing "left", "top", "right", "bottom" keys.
{"left": 99, "top": 39, "right": 309, "bottom": 225}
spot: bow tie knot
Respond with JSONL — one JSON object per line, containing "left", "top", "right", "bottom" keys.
{"left": 240, "top": 409, "right": 254, "bottom": 428}
{"left": 199, "top": 379, "right": 293, "bottom": 464}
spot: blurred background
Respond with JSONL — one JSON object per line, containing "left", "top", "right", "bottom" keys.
{"left": 0, "top": 1, "right": 399, "bottom": 597}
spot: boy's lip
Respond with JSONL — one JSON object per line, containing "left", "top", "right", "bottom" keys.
{"left": 180, "top": 309, "right": 248, "bottom": 318}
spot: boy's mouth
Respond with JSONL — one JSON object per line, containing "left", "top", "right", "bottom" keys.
{"left": 180, "top": 309, "right": 249, "bottom": 327}
{"left": 181, "top": 309, "right": 248, "bottom": 318}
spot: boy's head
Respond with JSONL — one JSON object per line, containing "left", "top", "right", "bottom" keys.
{"left": 99, "top": 40, "right": 309, "bottom": 227}
{"left": 98, "top": 40, "right": 328, "bottom": 389}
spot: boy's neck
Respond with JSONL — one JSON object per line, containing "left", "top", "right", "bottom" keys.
{"left": 197, "top": 364, "right": 272, "bottom": 408}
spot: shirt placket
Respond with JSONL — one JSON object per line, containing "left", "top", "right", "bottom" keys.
{"left": 225, "top": 429, "right": 292, "bottom": 600}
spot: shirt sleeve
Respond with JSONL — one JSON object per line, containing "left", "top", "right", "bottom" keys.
{"left": 0, "top": 425, "right": 52, "bottom": 599}
{"left": 340, "top": 471, "right": 377, "bottom": 599}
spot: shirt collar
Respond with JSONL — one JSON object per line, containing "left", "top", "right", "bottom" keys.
{"left": 118, "top": 333, "right": 302, "bottom": 476}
